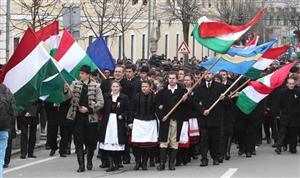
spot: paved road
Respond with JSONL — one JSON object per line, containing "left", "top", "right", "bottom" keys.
{"left": 3, "top": 143, "right": 300, "bottom": 178}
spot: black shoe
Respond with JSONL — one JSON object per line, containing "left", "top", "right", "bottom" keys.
{"left": 238, "top": 150, "right": 245, "bottom": 156}
{"left": 45, "top": 145, "right": 51, "bottom": 150}
{"left": 200, "top": 159, "right": 208, "bottom": 167}
{"left": 157, "top": 148, "right": 167, "bottom": 171}
{"left": 106, "top": 156, "right": 115, "bottom": 172}
{"left": 3, "top": 164, "right": 8, "bottom": 168}
{"left": 86, "top": 149, "right": 94, "bottom": 171}
{"left": 149, "top": 159, "right": 155, "bottom": 167}
{"left": 133, "top": 162, "right": 141, "bottom": 170}
{"left": 60, "top": 153, "right": 67, "bottom": 157}
{"left": 246, "top": 152, "right": 252, "bottom": 158}
{"left": 168, "top": 149, "right": 177, "bottom": 171}
{"left": 283, "top": 146, "right": 287, "bottom": 151}
{"left": 225, "top": 152, "right": 231, "bottom": 160}
{"left": 289, "top": 149, "right": 297, "bottom": 154}
{"left": 252, "top": 150, "right": 256, "bottom": 155}
{"left": 218, "top": 158, "right": 223, "bottom": 163}
{"left": 192, "top": 155, "right": 198, "bottom": 160}
{"left": 49, "top": 150, "right": 56, "bottom": 156}
{"left": 275, "top": 148, "right": 281, "bottom": 155}
{"left": 267, "top": 138, "right": 272, "bottom": 144}
{"left": 272, "top": 144, "right": 277, "bottom": 148}
{"left": 20, "top": 155, "right": 26, "bottom": 159}
{"left": 66, "top": 150, "right": 71, "bottom": 155}
{"left": 123, "top": 159, "right": 130, "bottom": 164}
{"left": 99, "top": 162, "right": 109, "bottom": 168}
{"left": 213, "top": 160, "right": 219, "bottom": 165}
{"left": 28, "top": 154, "right": 37, "bottom": 158}
{"left": 76, "top": 149, "right": 85, "bottom": 173}
{"left": 106, "top": 167, "right": 115, "bottom": 172}
{"left": 157, "top": 163, "right": 165, "bottom": 171}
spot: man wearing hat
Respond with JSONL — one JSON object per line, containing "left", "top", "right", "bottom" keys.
{"left": 65, "top": 65, "right": 104, "bottom": 173}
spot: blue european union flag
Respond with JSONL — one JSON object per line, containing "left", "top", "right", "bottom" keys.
{"left": 87, "top": 34, "right": 116, "bottom": 71}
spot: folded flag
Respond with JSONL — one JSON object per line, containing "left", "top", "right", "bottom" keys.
{"left": 35, "top": 21, "right": 60, "bottom": 56}
{"left": 0, "top": 28, "right": 64, "bottom": 111}
{"left": 192, "top": 7, "right": 265, "bottom": 53}
{"left": 199, "top": 40, "right": 276, "bottom": 75}
{"left": 245, "top": 45, "right": 290, "bottom": 79}
{"left": 55, "top": 29, "right": 98, "bottom": 79}
{"left": 236, "top": 61, "right": 297, "bottom": 114}
{"left": 87, "top": 34, "right": 116, "bottom": 71}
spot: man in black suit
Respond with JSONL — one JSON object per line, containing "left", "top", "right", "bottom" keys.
{"left": 125, "top": 64, "right": 141, "bottom": 94}
{"left": 193, "top": 72, "right": 226, "bottom": 166}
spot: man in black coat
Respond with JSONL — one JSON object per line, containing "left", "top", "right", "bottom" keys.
{"left": 193, "top": 72, "right": 226, "bottom": 166}
{"left": 125, "top": 64, "right": 142, "bottom": 94}
{"left": 155, "top": 71, "right": 189, "bottom": 171}
{"left": 275, "top": 77, "right": 300, "bottom": 154}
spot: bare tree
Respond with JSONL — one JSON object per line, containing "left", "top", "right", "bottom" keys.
{"left": 81, "top": 0, "right": 116, "bottom": 37}
{"left": 12, "top": 0, "right": 65, "bottom": 32}
{"left": 112, "top": 0, "right": 146, "bottom": 60}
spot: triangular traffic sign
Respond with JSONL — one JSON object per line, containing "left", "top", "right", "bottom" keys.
{"left": 178, "top": 41, "right": 191, "bottom": 54}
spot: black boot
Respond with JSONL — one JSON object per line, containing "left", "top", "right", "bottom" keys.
{"left": 157, "top": 148, "right": 167, "bottom": 171}
{"left": 141, "top": 154, "right": 148, "bottom": 170}
{"left": 134, "top": 160, "right": 141, "bottom": 170}
{"left": 225, "top": 137, "right": 232, "bottom": 160}
{"left": 86, "top": 148, "right": 94, "bottom": 170}
{"left": 106, "top": 156, "right": 115, "bottom": 172}
{"left": 76, "top": 149, "right": 85, "bottom": 173}
{"left": 169, "top": 149, "right": 177, "bottom": 171}
{"left": 200, "top": 158, "right": 208, "bottom": 167}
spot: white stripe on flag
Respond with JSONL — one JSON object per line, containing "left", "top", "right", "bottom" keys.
{"left": 243, "top": 86, "right": 268, "bottom": 103}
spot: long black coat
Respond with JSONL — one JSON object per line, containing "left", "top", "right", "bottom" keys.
{"left": 98, "top": 93, "right": 130, "bottom": 144}
{"left": 193, "top": 81, "right": 227, "bottom": 128}
{"left": 155, "top": 85, "right": 188, "bottom": 142}
{"left": 275, "top": 87, "right": 300, "bottom": 127}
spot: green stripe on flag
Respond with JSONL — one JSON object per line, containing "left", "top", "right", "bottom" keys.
{"left": 70, "top": 55, "right": 98, "bottom": 79}
{"left": 236, "top": 91, "right": 258, "bottom": 115}
{"left": 245, "top": 67, "right": 263, "bottom": 80}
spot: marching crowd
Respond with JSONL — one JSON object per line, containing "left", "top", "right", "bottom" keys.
{"left": 0, "top": 56, "right": 300, "bottom": 175}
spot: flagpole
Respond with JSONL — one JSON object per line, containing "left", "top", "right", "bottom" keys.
{"left": 97, "top": 68, "right": 107, "bottom": 80}
{"left": 207, "top": 75, "right": 243, "bottom": 112}
{"left": 229, "top": 79, "right": 250, "bottom": 98}
{"left": 162, "top": 55, "right": 222, "bottom": 122}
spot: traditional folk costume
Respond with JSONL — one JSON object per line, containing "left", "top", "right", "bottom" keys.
{"left": 131, "top": 92, "right": 158, "bottom": 170}
{"left": 99, "top": 93, "right": 129, "bottom": 172}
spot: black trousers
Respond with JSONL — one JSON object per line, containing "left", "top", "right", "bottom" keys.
{"left": 20, "top": 122, "right": 37, "bottom": 156}
{"left": 73, "top": 117, "right": 98, "bottom": 151}
{"left": 236, "top": 118, "right": 256, "bottom": 153}
{"left": 200, "top": 127, "right": 220, "bottom": 160}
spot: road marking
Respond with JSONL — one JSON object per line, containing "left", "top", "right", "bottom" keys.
{"left": 4, "top": 150, "right": 75, "bottom": 174}
{"left": 220, "top": 168, "right": 238, "bottom": 178}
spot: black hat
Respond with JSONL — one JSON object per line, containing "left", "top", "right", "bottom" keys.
{"left": 140, "top": 66, "right": 149, "bottom": 73}
{"left": 80, "top": 65, "right": 91, "bottom": 74}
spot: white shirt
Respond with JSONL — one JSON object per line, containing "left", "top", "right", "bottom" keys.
{"left": 206, "top": 81, "right": 212, "bottom": 88}
{"left": 111, "top": 93, "right": 120, "bottom": 102}
{"left": 168, "top": 84, "right": 178, "bottom": 94}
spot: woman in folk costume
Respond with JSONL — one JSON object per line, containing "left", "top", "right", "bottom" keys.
{"left": 130, "top": 80, "right": 158, "bottom": 171}
{"left": 185, "top": 74, "right": 201, "bottom": 161}
{"left": 99, "top": 81, "right": 130, "bottom": 172}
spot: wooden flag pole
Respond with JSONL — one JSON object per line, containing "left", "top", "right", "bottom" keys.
{"left": 162, "top": 55, "right": 222, "bottom": 122}
{"left": 97, "top": 68, "right": 107, "bottom": 80}
{"left": 207, "top": 75, "right": 243, "bottom": 112}
{"left": 229, "top": 79, "right": 250, "bottom": 98}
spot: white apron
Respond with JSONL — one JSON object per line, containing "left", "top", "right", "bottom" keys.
{"left": 132, "top": 119, "right": 158, "bottom": 143}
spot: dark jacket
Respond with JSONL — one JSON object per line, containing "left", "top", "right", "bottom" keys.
{"left": 101, "top": 78, "right": 135, "bottom": 100}
{"left": 193, "top": 81, "right": 227, "bottom": 128}
{"left": 276, "top": 87, "right": 300, "bottom": 127}
{"left": 17, "top": 103, "right": 40, "bottom": 129}
{"left": 130, "top": 92, "right": 156, "bottom": 123}
{"left": 98, "top": 93, "right": 130, "bottom": 144}
{"left": 0, "top": 84, "right": 17, "bottom": 131}
{"left": 155, "top": 84, "right": 189, "bottom": 142}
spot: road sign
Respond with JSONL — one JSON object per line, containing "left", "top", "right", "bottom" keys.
{"left": 178, "top": 41, "right": 191, "bottom": 54}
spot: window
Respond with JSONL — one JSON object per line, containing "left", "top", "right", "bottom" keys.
{"left": 118, "top": 35, "right": 122, "bottom": 60}
{"left": 164, "top": 34, "right": 169, "bottom": 58}
{"left": 176, "top": 34, "right": 179, "bottom": 58}
{"left": 269, "top": 16, "right": 273, "bottom": 26}
{"left": 88, "top": 35, "right": 93, "bottom": 46}
{"left": 142, "top": 34, "right": 146, "bottom": 59}
{"left": 130, "top": 34, "right": 135, "bottom": 60}
{"left": 13, "top": 37, "right": 20, "bottom": 51}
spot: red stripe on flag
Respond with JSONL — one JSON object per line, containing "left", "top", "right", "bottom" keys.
{"left": 262, "top": 45, "right": 290, "bottom": 59}
{"left": 249, "top": 81, "right": 273, "bottom": 94}
{"left": 270, "top": 61, "right": 297, "bottom": 87}
{"left": 55, "top": 29, "right": 75, "bottom": 61}
{"left": 200, "top": 7, "right": 265, "bottom": 38}
{"left": 35, "top": 21, "right": 59, "bottom": 41}
{"left": 0, "top": 28, "right": 39, "bottom": 83}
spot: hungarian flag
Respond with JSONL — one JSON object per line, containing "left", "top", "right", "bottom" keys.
{"left": 245, "top": 45, "right": 290, "bottom": 79}
{"left": 35, "top": 21, "right": 60, "bottom": 56}
{"left": 0, "top": 28, "right": 64, "bottom": 111}
{"left": 236, "top": 61, "right": 297, "bottom": 114}
{"left": 192, "top": 7, "right": 265, "bottom": 53}
{"left": 55, "top": 29, "right": 98, "bottom": 79}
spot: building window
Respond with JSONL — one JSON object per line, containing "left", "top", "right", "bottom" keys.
{"left": 13, "top": 37, "right": 20, "bottom": 51}
{"left": 176, "top": 34, "right": 179, "bottom": 58}
{"left": 88, "top": 35, "right": 93, "bottom": 46}
{"left": 118, "top": 35, "right": 122, "bottom": 60}
{"left": 164, "top": 34, "right": 169, "bottom": 58}
{"left": 130, "top": 34, "right": 135, "bottom": 60}
{"left": 142, "top": 34, "right": 146, "bottom": 59}
{"left": 269, "top": 16, "right": 273, "bottom": 26}
{"left": 277, "top": 16, "right": 280, "bottom": 26}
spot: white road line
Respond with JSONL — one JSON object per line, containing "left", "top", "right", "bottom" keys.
{"left": 4, "top": 150, "right": 76, "bottom": 174}
{"left": 220, "top": 168, "right": 238, "bottom": 178}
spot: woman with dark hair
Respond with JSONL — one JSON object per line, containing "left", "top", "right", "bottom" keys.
{"left": 130, "top": 80, "right": 158, "bottom": 170}
{"left": 99, "top": 81, "right": 130, "bottom": 172}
